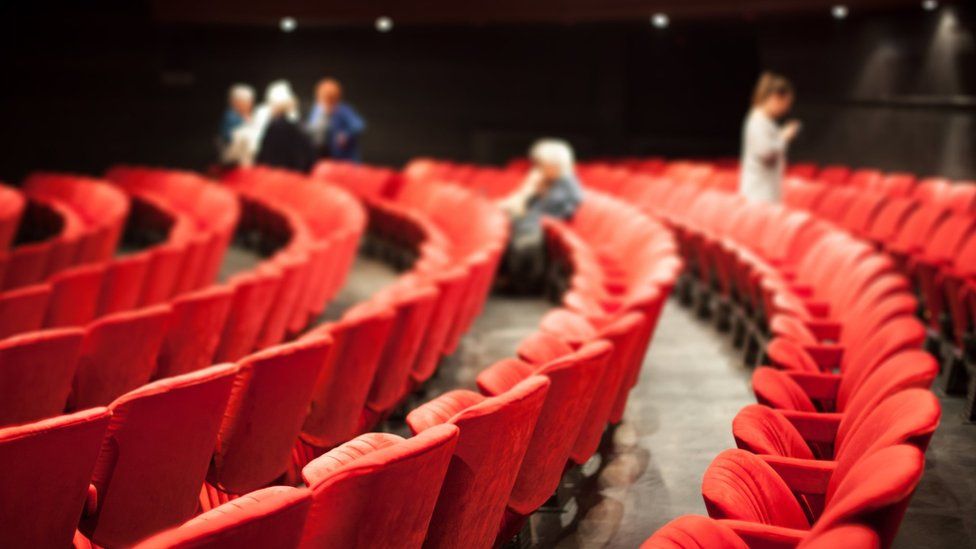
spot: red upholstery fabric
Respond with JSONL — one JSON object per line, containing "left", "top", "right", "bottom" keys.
{"left": 0, "top": 407, "right": 110, "bottom": 549}
{"left": 133, "top": 486, "right": 312, "bottom": 549}
{"left": 215, "top": 267, "right": 282, "bottom": 362}
{"left": 366, "top": 281, "right": 439, "bottom": 415}
{"left": 407, "top": 376, "right": 550, "bottom": 549}
{"left": 156, "top": 286, "right": 234, "bottom": 378}
{"left": 573, "top": 315, "right": 642, "bottom": 464}
{"left": 702, "top": 448, "right": 811, "bottom": 530}
{"left": 44, "top": 263, "right": 105, "bottom": 328}
{"left": 81, "top": 363, "right": 238, "bottom": 547}
{"left": 139, "top": 243, "right": 187, "bottom": 306}
{"left": 0, "top": 327, "right": 84, "bottom": 427}
{"left": 299, "top": 425, "right": 459, "bottom": 549}
{"left": 516, "top": 331, "right": 575, "bottom": 365}
{"left": 0, "top": 283, "right": 51, "bottom": 339}
{"left": 97, "top": 252, "right": 150, "bottom": 316}
{"left": 209, "top": 336, "right": 332, "bottom": 495}
{"left": 301, "top": 303, "right": 396, "bottom": 449}
{"left": 481, "top": 341, "right": 606, "bottom": 516}
{"left": 640, "top": 515, "right": 749, "bottom": 549}
{"left": 71, "top": 304, "right": 172, "bottom": 409}
{"left": 797, "top": 523, "right": 880, "bottom": 549}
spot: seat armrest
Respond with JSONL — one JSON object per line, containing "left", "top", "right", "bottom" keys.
{"left": 760, "top": 455, "right": 836, "bottom": 497}
{"left": 801, "top": 343, "right": 843, "bottom": 371}
{"left": 779, "top": 410, "right": 842, "bottom": 445}
{"left": 784, "top": 371, "right": 841, "bottom": 401}
{"left": 804, "top": 320, "right": 842, "bottom": 342}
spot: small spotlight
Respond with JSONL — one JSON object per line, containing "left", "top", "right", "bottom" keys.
{"left": 375, "top": 16, "right": 394, "bottom": 32}
{"left": 651, "top": 13, "right": 669, "bottom": 29}
{"left": 280, "top": 17, "right": 297, "bottom": 32}
{"left": 922, "top": 0, "right": 938, "bottom": 10}
{"left": 831, "top": 5, "right": 849, "bottom": 19}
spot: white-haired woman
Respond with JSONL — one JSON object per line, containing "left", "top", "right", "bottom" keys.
{"left": 218, "top": 84, "right": 257, "bottom": 166}
{"left": 497, "top": 139, "right": 584, "bottom": 292}
{"left": 255, "top": 81, "right": 315, "bottom": 172}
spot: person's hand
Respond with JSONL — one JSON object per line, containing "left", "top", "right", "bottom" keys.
{"left": 781, "top": 120, "right": 802, "bottom": 142}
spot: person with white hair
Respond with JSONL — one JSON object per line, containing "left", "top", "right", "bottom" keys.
{"left": 218, "top": 83, "right": 257, "bottom": 166}
{"left": 497, "top": 138, "right": 585, "bottom": 292}
{"left": 255, "top": 80, "right": 315, "bottom": 171}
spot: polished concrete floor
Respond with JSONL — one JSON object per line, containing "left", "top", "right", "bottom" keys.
{"left": 225, "top": 247, "right": 976, "bottom": 548}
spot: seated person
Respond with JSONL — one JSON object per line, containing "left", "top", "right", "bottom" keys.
{"left": 497, "top": 138, "right": 584, "bottom": 293}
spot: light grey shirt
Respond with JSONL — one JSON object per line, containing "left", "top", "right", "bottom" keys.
{"left": 739, "top": 108, "right": 787, "bottom": 203}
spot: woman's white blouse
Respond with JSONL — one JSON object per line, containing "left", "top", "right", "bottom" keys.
{"left": 739, "top": 108, "right": 787, "bottom": 203}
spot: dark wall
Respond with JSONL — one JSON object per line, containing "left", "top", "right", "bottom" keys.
{"left": 0, "top": 3, "right": 972, "bottom": 182}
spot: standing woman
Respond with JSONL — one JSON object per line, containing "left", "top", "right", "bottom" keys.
{"left": 739, "top": 72, "right": 801, "bottom": 203}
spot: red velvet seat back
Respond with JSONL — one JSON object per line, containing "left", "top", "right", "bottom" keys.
{"left": 0, "top": 327, "right": 84, "bottom": 427}
{"left": 139, "top": 243, "right": 187, "bottom": 306}
{"left": 44, "top": 262, "right": 106, "bottom": 328}
{"left": 215, "top": 266, "right": 282, "bottom": 362}
{"left": 0, "top": 407, "right": 110, "bottom": 549}
{"left": 98, "top": 251, "right": 150, "bottom": 315}
{"left": 411, "top": 266, "right": 469, "bottom": 385}
{"left": 209, "top": 336, "right": 331, "bottom": 495}
{"left": 509, "top": 342, "right": 607, "bottom": 515}
{"left": 836, "top": 349, "right": 938, "bottom": 423}
{"left": 366, "top": 281, "right": 439, "bottom": 415}
{"left": 4, "top": 241, "right": 52, "bottom": 290}
{"left": 837, "top": 316, "right": 926, "bottom": 406}
{"left": 301, "top": 303, "right": 396, "bottom": 449}
{"left": 407, "top": 376, "right": 549, "bottom": 549}
{"left": 156, "top": 286, "right": 234, "bottom": 379}
{"left": 299, "top": 425, "right": 459, "bottom": 549}
{"left": 0, "top": 283, "right": 51, "bottom": 339}
{"left": 798, "top": 523, "right": 880, "bottom": 549}
{"left": 820, "top": 445, "right": 925, "bottom": 548}
{"left": 71, "top": 304, "right": 172, "bottom": 409}
{"left": 134, "top": 486, "right": 312, "bottom": 549}
{"left": 256, "top": 251, "right": 308, "bottom": 349}
{"left": 82, "top": 363, "right": 238, "bottom": 547}
{"left": 573, "top": 315, "right": 642, "bottom": 463}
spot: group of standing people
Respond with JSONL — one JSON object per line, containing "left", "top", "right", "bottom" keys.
{"left": 218, "top": 78, "right": 365, "bottom": 172}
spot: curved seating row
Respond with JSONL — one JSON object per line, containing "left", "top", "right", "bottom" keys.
{"left": 119, "top": 163, "right": 510, "bottom": 548}
{"left": 576, "top": 159, "right": 941, "bottom": 549}
{"left": 0, "top": 185, "right": 25, "bottom": 251}
{"left": 0, "top": 166, "right": 372, "bottom": 548}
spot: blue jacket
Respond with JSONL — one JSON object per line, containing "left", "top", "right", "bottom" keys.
{"left": 307, "top": 103, "right": 366, "bottom": 161}
{"left": 219, "top": 109, "right": 245, "bottom": 144}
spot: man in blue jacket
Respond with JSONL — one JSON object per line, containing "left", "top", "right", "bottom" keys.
{"left": 306, "top": 78, "right": 366, "bottom": 162}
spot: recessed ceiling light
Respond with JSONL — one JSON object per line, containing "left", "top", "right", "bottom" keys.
{"left": 922, "top": 0, "right": 938, "bottom": 11}
{"left": 651, "top": 13, "right": 669, "bottom": 29}
{"left": 280, "top": 17, "right": 297, "bottom": 32}
{"left": 375, "top": 16, "right": 394, "bottom": 32}
{"left": 831, "top": 5, "right": 849, "bottom": 19}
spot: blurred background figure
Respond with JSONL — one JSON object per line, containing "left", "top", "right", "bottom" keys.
{"left": 256, "top": 81, "right": 315, "bottom": 171}
{"left": 217, "top": 84, "right": 257, "bottom": 166}
{"left": 497, "top": 138, "right": 584, "bottom": 293}
{"left": 739, "top": 72, "right": 800, "bottom": 203}
{"left": 306, "top": 78, "right": 366, "bottom": 162}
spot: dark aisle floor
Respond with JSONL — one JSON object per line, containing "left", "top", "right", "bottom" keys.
{"left": 223, "top": 248, "right": 976, "bottom": 548}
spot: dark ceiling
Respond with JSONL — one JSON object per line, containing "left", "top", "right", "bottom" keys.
{"left": 150, "top": 0, "right": 930, "bottom": 26}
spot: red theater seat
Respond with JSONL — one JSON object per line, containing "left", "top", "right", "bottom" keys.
{"left": 300, "top": 302, "right": 396, "bottom": 451}
{"left": 4, "top": 240, "right": 52, "bottom": 290}
{"left": 206, "top": 336, "right": 331, "bottom": 500}
{"left": 299, "top": 425, "right": 459, "bottom": 548}
{"left": 0, "top": 283, "right": 51, "bottom": 340}
{"left": 44, "top": 262, "right": 106, "bottom": 328}
{"left": 71, "top": 304, "right": 172, "bottom": 409}
{"left": 156, "top": 286, "right": 234, "bottom": 379}
{"left": 97, "top": 251, "right": 150, "bottom": 315}
{"left": 80, "top": 364, "right": 237, "bottom": 547}
{"left": 406, "top": 376, "right": 549, "bottom": 549}
{"left": 215, "top": 266, "right": 282, "bottom": 362}
{"left": 0, "top": 328, "right": 84, "bottom": 427}
{"left": 134, "top": 486, "right": 312, "bottom": 549}
{"left": 734, "top": 388, "right": 940, "bottom": 463}
{"left": 476, "top": 342, "right": 606, "bottom": 531}
{"left": 0, "top": 408, "right": 111, "bottom": 549}
{"left": 702, "top": 445, "right": 924, "bottom": 549}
